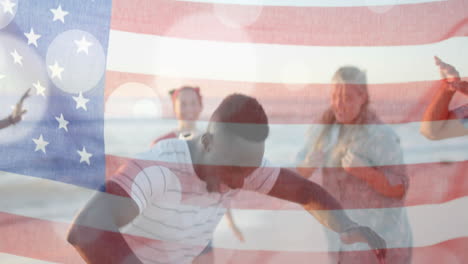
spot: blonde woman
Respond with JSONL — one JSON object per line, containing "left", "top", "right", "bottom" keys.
{"left": 298, "top": 67, "right": 411, "bottom": 264}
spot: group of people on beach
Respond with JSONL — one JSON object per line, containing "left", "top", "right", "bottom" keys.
{"left": 4, "top": 57, "right": 467, "bottom": 264}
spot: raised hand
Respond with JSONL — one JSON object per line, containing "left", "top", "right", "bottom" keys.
{"left": 434, "top": 56, "right": 468, "bottom": 96}
{"left": 434, "top": 56, "right": 460, "bottom": 83}
{"left": 10, "top": 88, "right": 31, "bottom": 124}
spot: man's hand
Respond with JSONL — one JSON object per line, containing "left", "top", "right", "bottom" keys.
{"left": 340, "top": 225, "right": 387, "bottom": 263}
{"left": 10, "top": 88, "right": 31, "bottom": 124}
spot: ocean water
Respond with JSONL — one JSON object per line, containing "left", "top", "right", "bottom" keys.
{"left": 104, "top": 118, "right": 468, "bottom": 166}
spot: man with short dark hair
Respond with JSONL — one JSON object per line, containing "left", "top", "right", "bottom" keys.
{"left": 67, "top": 94, "right": 386, "bottom": 264}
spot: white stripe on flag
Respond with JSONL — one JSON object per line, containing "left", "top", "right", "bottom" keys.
{"left": 0, "top": 253, "right": 57, "bottom": 264}
{"left": 175, "top": 0, "right": 446, "bottom": 7}
{"left": 1, "top": 170, "right": 467, "bottom": 252}
{"left": 214, "top": 197, "right": 468, "bottom": 251}
{"left": 107, "top": 31, "right": 468, "bottom": 84}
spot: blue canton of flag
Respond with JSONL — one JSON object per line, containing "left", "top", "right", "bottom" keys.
{"left": 0, "top": 0, "right": 112, "bottom": 190}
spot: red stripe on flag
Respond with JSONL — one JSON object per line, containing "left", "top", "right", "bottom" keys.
{"left": 231, "top": 160, "right": 468, "bottom": 210}
{"left": 0, "top": 212, "right": 83, "bottom": 264}
{"left": 211, "top": 237, "right": 468, "bottom": 264}
{"left": 105, "top": 155, "right": 468, "bottom": 210}
{"left": 1, "top": 211, "right": 467, "bottom": 263}
{"left": 104, "top": 71, "right": 468, "bottom": 124}
{"left": 110, "top": 0, "right": 468, "bottom": 46}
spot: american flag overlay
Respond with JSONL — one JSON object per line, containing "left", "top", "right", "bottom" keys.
{"left": 1, "top": 0, "right": 468, "bottom": 263}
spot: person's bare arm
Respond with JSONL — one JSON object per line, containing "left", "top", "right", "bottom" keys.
{"left": 344, "top": 167, "right": 405, "bottom": 199}
{"left": 296, "top": 151, "right": 324, "bottom": 178}
{"left": 0, "top": 116, "right": 13, "bottom": 129}
{"left": 269, "top": 168, "right": 355, "bottom": 232}
{"left": 296, "top": 165, "right": 317, "bottom": 178}
{"left": 225, "top": 208, "right": 244, "bottom": 242}
{"left": 296, "top": 163, "right": 318, "bottom": 179}
{"left": 420, "top": 82, "right": 467, "bottom": 139}
{"left": 67, "top": 182, "right": 143, "bottom": 264}
{"left": 0, "top": 89, "right": 30, "bottom": 129}
{"left": 341, "top": 151, "right": 406, "bottom": 199}
{"left": 268, "top": 168, "right": 386, "bottom": 260}
{"left": 420, "top": 57, "right": 468, "bottom": 140}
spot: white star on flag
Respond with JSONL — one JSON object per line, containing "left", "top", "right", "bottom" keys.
{"left": 1, "top": 0, "right": 16, "bottom": 15}
{"left": 77, "top": 147, "right": 92, "bottom": 165}
{"left": 75, "top": 36, "right": 93, "bottom": 54}
{"left": 32, "top": 134, "right": 49, "bottom": 154}
{"left": 32, "top": 81, "right": 46, "bottom": 96}
{"left": 10, "top": 49, "right": 23, "bottom": 66}
{"left": 48, "top": 61, "right": 64, "bottom": 80}
{"left": 50, "top": 5, "right": 69, "bottom": 23}
{"left": 55, "top": 113, "right": 69, "bottom": 132}
{"left": 24, "top": 28, "right": 41, "bottom": 47}
{"left": 72, "top": 92, "right": 90, "bottom": 111}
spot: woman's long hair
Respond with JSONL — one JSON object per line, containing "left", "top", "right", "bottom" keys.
{"left": 309, "top": 66, "right": 378, "bottom": 164}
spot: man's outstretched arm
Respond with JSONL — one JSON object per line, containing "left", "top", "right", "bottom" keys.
{"left": 67, "top": 182, "right": 143, "bottom": 264}
{"left": 268, "top": 168, "right": 386, "bottom": 259}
